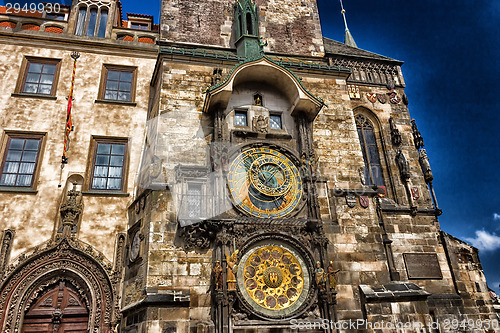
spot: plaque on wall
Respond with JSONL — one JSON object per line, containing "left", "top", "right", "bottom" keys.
{"left": 404, "top": 253, "right": 442, "bottom": 279}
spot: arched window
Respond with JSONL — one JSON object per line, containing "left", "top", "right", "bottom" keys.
{"left": 246, "top": 13, "right": 253, "bottom": 35}
{"left": 74, "top": 6, "right": 109, "bottom": 38}
{"left": 355, "top": 114, "right": 385, "bottom": 187}
{"left": 74, "top": 6, "right": 86, "bottom": 36}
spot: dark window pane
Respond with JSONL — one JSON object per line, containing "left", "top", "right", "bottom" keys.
{"left": 270, "top": 115, "right": 282, "bottom": 129}
{"left": 120, "top": 71, "right": 133, "bottom": 82}
{"left": 107, "top": 70, "right": 119, "bottom": 80}
{"left": 119, "top": 82, "right": 131, "bottom": 92}
{"left": 37, "top": 84, "right": 52, "bottom": 95}
{"left": 117, "top": 92, "right": 130, "bottom": 101}
{"left": 95, "top": 154, "right": 110, "bottom": 165}
{"left": 97, "top": 143, "right": 111, "bottom": 154}
{"left": 363, "top": 128, "right": 376, "bottom": 145}
{"left": 9, "top": 138, "right": 25, "bottom": 150}
{"left": 40, "top": 74, "right": 54, "bottom": 84}
{"left": 97, "top": 10, "right": 108, "bottom": 38}
{"left": 21, "top": 151, "right": 37, "bottom": 162}
{"left": 109, "top": 155, "right": 123, "bottom": 166}
{"left": 24, "top": 139, "right": 39, "bottom": 151}
{"left": 6, "top": 150, "right": 22, "bottom": 161}
{"left": 234, "top": 111, "right": 247, "bottom": 126}
{"left": 23, "top": 83, "right": 37, "bottom": 93}
{"left": 86, "top": 8, "right": 97, "bottom": 37}
{"left": 28, "top": 63, "right": 43, "bottom": 73}
{"left": 26, "top": 73, "right": 40, "bottom": 83}
{"left": 42, "top": 64, "right": 56, "bottom": 74}
{"left": 111, "top": 144, "right": 125, "bottom": 155}
{"left": 106, "top": 80, "right": 119, "bottom": 91}
{"left": 75, "top": 7, "right": 86, "bottom": 36}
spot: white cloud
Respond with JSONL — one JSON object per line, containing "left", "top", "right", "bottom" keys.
{"left": 465, "top": 230, "right": 500, "bottom": 252}
{"left": 493, "top": 213, "right": 500, "bottom": 221}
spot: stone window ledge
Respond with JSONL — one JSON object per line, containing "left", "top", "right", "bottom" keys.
{"left": 0, "top": 187, "right": 38, "bottom": 194}
{"left": 11, "top": 93, "right": 57, "bottom": 100}
{"left": 82, "top": 191, "right": 129, "bottom": 197}
{"left": 94, "top": 99, "right": 137, "bottom": 107}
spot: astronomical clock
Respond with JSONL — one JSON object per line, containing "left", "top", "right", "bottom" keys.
{"left": 227, "top": 147, "right": 303, "bottom": 218}
{"left": 206, "top": 138, "right": 332, "bottom": 328}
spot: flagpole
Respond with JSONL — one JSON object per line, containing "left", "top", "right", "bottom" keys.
{"left": 62, "top": 51, "right": 80, "bottom": 168}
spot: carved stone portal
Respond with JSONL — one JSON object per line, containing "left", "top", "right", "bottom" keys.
{"left": 0, "top": 237, "right": 117, "bottom": 333}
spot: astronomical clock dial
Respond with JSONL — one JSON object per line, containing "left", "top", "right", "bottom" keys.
{"left": 236, "top": 241, "right": 311, "bottom": 319}
{"left": 227, "top": 147, "right": 302, "bottom": 218}
{"left": 129, "top": 231, "right": 141, "bottom": 262}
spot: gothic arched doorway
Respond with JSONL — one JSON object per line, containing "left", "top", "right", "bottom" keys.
{"left": 22, "top": 281, "right": 89, "bottom": 333}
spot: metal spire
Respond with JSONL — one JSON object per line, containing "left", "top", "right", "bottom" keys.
{"left": 339, "top": 0, "right": 357, "bottom": 48}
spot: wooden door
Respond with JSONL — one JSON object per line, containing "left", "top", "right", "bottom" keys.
{"left": 22, "top": 281, "right": 89, "bottom": 333}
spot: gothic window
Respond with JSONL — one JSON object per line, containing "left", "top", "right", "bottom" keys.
{"left": 100, "top": 66, "right": 136, "bottom": 102}
{"left": 75, "top": 5, "right": 109, "bottom": 38}
{"left": 355, "top": 114, "right": 385, "bottom": 187}
{"left": 0, "top": 135, "right": 43, "bottom": 188}
{"left": 90, "top": 140, "right": 127, "bottom": 191}
{"left": 187, "top": 183, "right": 202, "bottom": 218}
{"left": 246, "top": 13, "right": 253, "bottom": 34}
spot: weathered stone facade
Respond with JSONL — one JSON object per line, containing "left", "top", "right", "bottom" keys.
{"left": 0, "top": 0, "right": 498, "bottom": 332}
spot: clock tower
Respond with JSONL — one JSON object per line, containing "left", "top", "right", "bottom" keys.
{"left": 120, "top": 0, "right": 499, "bottom": 331}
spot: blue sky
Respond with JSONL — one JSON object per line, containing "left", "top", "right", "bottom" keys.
{"left": 119, "top": 0, "right": 500, "bottom": 293}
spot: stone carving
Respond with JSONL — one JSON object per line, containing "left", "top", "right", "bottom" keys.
{"left": 389, "top": 117, "right": 402, "bottom": 146}
{"left": 180, "top": 223, "right": 215, "bottom": 251}
{"left": 419, "top": 149, "right": 434, "bottom": 182}
{"left": 0, "top": 230, "right": 14, "bottom": 276}
{"left": 315, "top": 261, "right": 326, "bottom": 291}
{"left": 59, "top": 183, "right": 83, "bottom": 237}
{"left": 252, "top": 115, "right": 268, "bottom": 133}
{"left": 395, "top": 150, "right": 410, "bottom": 181}
{"left": 211, "top": 68, "right": 223, "bottom": 86}
{"left": 327, "top": 261, "right": 340, "bottom": 290}
{"left": 212, "top": 261, "right": 223, "bottom": 290}
{"left": 226, "top": 250, "right": 239, "bottom": 291}
{"left": 0, "top": 237, "right": 117, "bottom": 332}
{"left": 411, "top": 119, "right": 424, "bottom": 150}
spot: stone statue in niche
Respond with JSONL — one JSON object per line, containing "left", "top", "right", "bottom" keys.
{"left": 395, "top": 150, "right": 410, "bottom": 181}
{"left": 327, "top": 261, "right": 340, "bottom": 289}
{"left": 212, "top": 261, "right": 223, "bottom": 290}
{"left": 315, "top": 261, "right": 326, "bottom": 291}
{"left": 60, "top": 183, "right": 83, "bottom": 237}
{"left": 254, "top": 94, "right": 263, "bottom": 106}
{"left": 252, "top": 115, "right": 268, "bottom": 133}
{"left": 226, "top": 250, "right": 239, "bottom": 291}
{"left": 389, "top": 117, "right": 402, "bottom": 146}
